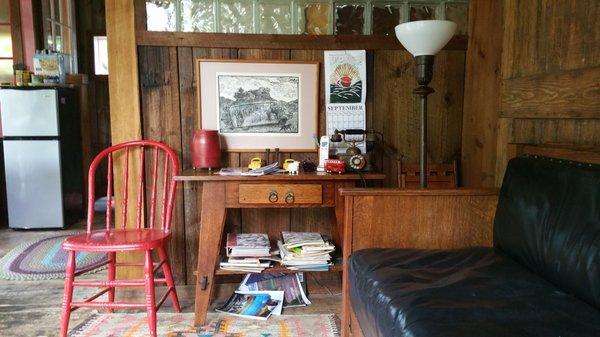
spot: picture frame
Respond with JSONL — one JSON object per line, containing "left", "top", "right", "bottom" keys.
{"left": 196, "top": 59, "right": 319, "bottom": 152}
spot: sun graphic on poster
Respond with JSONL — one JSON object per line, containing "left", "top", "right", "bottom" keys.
{"left": 329, "top": 63, "right": 362, "bottom": 103}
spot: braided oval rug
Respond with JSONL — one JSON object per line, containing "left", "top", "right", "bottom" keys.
{"left": 0, "top": 231, "right": 107, "bottom": 280}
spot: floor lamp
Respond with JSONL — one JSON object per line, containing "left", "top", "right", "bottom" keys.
{"left": 395, "top": 20, "right": 457, "bottom": 188}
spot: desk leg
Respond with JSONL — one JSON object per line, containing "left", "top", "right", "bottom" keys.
{"left": 336, "top": 192, "right": 354, "bottom": 337}
{"left": 194, "top": 182, "right": 226, "bottom": 326}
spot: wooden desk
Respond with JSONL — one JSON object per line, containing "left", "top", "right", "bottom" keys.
{"left": 174, "top": 170, "right": 384, "bottom": 326}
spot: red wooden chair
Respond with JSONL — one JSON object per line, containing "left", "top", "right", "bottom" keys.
{"left": 60, "top": 140, "right": 181, "bottom": 337}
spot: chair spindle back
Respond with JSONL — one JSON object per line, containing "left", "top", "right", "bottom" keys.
{"left": 86, "top": 140, "right": 179, "bottom": 233}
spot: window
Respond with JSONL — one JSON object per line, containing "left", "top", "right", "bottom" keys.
{"left": 0, "top": 0, "right": 13, "bottom": 83}
{"left": 41, "top": 0, "right": 77, "bottom": 73}
{"left": 93, "top": 36, "right": 108, "bottom": 75}
{"left": 145, "top": 1, "right": 469, "bottom": 36}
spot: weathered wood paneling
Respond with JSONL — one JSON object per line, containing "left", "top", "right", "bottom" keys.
{"left": 138, "top": 44, "right": 466, "bottom": 284}
{"left": 512, "top": 119, "right": 600, "bottom": 144}
{"left": 372, "top": 50, "right": 465, "bottom": 187}
{"left": 74, "top": 1, "right": 111, "bottom": 195}
{"left": 460, "top": 0, "right": 503, "bottom": 187}
{"left": 178, "top": 47, "right": 241, "bottom": 284}
{"left": 500, "top": 67, "right": 600, "bottom": 119}
{"left": 501, "top": 0, "right": 599, "bottom": 79}
{"left": 139, "top": 46, "right": 187, "bottom": 283}
{"left": 495, "top": 0, "right": 600, "bottom": 185}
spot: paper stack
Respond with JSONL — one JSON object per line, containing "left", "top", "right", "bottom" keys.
{"left": 278, "top": 231, "right": 335, "bottom": 271}
{"left": 220, "top": 233, "right": 272, "bottom": 273}
{"left": 241, "top": 162, "right": 280, "bottom": 176}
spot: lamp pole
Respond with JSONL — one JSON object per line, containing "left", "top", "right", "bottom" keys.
{"left": 413, "top": 55, "right": 435, "bottom": 188}
{"left": 394, "top": 20, "right": 456, "bottom": 189}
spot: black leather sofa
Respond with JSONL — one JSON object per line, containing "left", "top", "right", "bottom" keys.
{"left": 349, "top": 156, "right": 600, "bottom": 337}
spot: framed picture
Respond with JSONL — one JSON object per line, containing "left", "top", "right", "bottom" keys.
{"left": 196, "top": 59, "right": 319, "bottom": 152}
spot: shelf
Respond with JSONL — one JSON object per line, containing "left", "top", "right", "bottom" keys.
{"left": 136, "top": 31, "right": 468, "bottom": 51}
{"left": 215, "top": 262, "right": 343, "bottom": 276}
{"left": 194, "top": 258, "right": 343, "bottom": 276}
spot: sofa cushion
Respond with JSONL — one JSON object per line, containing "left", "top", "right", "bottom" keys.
{"left": 349, "top": 248, "right": 600, "bottom": 337}
{"left": 494, "top": 156, "right": 600, "bottom": 308}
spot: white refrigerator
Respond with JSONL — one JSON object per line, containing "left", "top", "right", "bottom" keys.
{"left": 0, "top": 87, "right": 82, "bottom": 229}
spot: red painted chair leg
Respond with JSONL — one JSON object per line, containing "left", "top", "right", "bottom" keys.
{"left": 158, "top": 246, "right": 181, "bottom": 312}
{"left": 107, "top": 251, "right": 116, "bottom": 313}
{"left": 144, "top": 250, "right": 157, "bottom": 337}
{"left": 60, "top": 250, "right": 76, "bottom": 337}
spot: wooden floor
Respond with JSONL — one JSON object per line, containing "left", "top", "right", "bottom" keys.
{"left": 0, "top": 222, "right": 342, "bottom": 337}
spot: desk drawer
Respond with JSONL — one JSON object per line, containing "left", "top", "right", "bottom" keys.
{"left": 238, "top": 184, "right": 322, "bottom": 205}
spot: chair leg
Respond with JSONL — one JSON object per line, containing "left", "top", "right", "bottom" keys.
{"left": 144, "top": 250, "right": 157, "bottom": 337}
{"left": 107, "top": 252, "right": 116, "bottom": 313}
{"left": 60, "top": 250, "right": 76, "bottom": 337}
{"left": 158, "top": 246, "right": 181, "bottom": 312}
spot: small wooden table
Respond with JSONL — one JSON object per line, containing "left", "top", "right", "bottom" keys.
{"left": 174, "top": 170, "right": 384, "bottom": 326}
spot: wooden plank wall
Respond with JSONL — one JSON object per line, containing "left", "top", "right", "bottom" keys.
{"left": 495, "top": 0, "right": 600, "bottom": 185}
{"left": 460, "top": 0, "right": 503, "bottom": 187}
{"left": 137, "top": 46, "right": 466, "bottom": 284}
{"left": 462, "top": 0, "right": 600, "bottom": 187}
{"left": 75, "top": 1, "right": 111, "bottom": 195}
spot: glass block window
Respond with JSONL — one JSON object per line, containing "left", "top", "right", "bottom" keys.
{"left": 146, "top": 0, "right": 469, "bottom": 36}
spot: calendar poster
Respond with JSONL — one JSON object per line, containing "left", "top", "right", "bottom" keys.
{"left": 324, "top": 50, "right": 367, "bottom": 154}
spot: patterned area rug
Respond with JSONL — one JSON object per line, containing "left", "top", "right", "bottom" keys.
{"left": 0, "top": 232, "right": 108, "bottom": 280}
{"left": 69, "top": 313, "right": 340, "bottom": 337}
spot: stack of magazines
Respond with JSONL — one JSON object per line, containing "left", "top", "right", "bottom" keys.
{"left": 220, "top": 233, "right": 272, "bottom": 273}
{"left": 277, "top": 231, "right": 335, "bottom": 271}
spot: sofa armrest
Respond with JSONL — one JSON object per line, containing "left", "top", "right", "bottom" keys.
{"left": 341, "top": 188, "right": 498, "bottom": 253}
{"left": 339, "top": 188, "right": 498, "bottom": 337}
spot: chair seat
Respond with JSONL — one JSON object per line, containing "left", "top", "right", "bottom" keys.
{"left": 62, "top": 229, "right": 170, "bottom": 252}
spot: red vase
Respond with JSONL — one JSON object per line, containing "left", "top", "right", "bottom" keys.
{"left": 191, "top": 129, "right": 221, "bottom": 169}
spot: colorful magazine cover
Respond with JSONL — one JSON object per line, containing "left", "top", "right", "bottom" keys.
{"left": 216, "top": 291, "right": 283, "bottom": 320}
{"left": 239, "top": 273, "right": 311, "bottom": 308}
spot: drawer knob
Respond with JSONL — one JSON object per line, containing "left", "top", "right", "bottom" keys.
{"left": 285, "top": 192, "right": 295, "bottom": 204}
{"left": 268, "top": 191, "right": 278, "bottom": 203}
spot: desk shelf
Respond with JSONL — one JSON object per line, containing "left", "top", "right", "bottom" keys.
{"left": 214, "top": 258, "right": 344, "bottom": 276}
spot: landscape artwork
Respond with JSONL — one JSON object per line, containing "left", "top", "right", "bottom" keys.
{"left": 198, "top": 59, "right": 318, "bottom": 151}
{"left": 217, "top": 74, "right": 300, "bottom": 134}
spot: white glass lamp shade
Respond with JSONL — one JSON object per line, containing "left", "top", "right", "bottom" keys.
{"left": 395, "top": 20, "right": 457, "bottom": 56}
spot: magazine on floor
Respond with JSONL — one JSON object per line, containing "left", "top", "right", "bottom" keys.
{"left": 216, "top": 290, "right": 284, "bottom": 320}
{"left": 238, "top": 272, "right": 311, "bottom": 308}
